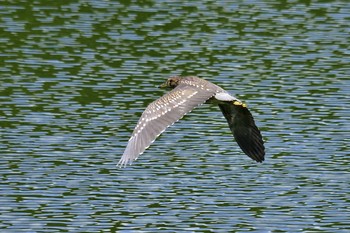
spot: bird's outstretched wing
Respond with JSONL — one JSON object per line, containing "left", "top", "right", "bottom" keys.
{"left": 218, "top": 102, "right": 265, "bottom": 162}
{"left": 118, "top": 85, "right": 216, "bottom": 167}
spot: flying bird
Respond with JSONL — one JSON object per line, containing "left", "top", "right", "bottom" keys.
{"left": 118, "top": 76, "right": 265, "bottom": 167}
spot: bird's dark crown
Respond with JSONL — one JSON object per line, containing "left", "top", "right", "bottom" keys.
{"left": 160, "top": 76, "right": 182, "bottom": 88}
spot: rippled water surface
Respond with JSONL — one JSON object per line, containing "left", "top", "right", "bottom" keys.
{"left": 1, "top": 0, "right": 349, "bottom": 232}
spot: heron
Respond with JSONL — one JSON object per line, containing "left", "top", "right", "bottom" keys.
{"left": 118, "top": 76, "right": 265, "bottom": 167}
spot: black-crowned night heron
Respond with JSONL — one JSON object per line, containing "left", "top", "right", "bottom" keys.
{"left": 118, "top": 76, "right": 265, "bottom": 167}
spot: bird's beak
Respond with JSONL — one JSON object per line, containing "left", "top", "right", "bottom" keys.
{"left": 158, "top": 82, "right": 167, "bottom": 88}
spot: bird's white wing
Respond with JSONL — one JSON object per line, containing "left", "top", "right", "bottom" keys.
{"left": 118, "top": 84, "right": 216, "bottom": 167}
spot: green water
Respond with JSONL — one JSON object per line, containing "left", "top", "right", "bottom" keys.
{"left": 1, "top": 1, "right": 349, "bottom": 232}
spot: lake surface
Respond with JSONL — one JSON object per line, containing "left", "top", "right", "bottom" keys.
{"left": 1, "top": 0, "right": 349, "bottom": 232}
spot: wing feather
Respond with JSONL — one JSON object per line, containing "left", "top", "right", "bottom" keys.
{"left": 118, "top": 84, "right": 216, "bottom": 166}
{"left": 218, "top": 102, "right": 265, "bottom": 162}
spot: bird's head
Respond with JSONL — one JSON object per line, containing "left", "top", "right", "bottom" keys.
{"left": 159, "top": 76, "right": 182, "bottom": 89}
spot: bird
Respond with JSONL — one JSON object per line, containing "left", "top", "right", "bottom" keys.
{"left": 118, "top": 76, "right": 265, "bottom": 167}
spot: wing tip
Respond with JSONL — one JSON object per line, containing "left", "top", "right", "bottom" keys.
{"left": 117, "top": 154, "right": 136, "bottom": 168}
{"left": 253, "top": 152, "right": 265, "bottom": 163}
{"left": 235, "top": 133, "right": 265, "bottom": 163}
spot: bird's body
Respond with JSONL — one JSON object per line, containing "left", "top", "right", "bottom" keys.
{"left": 118, "top": 76, "right": 265, "bottom": 167}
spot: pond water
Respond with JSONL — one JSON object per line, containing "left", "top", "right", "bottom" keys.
{"left": 1, "top": 0, "right": 349, "bottom": 232}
